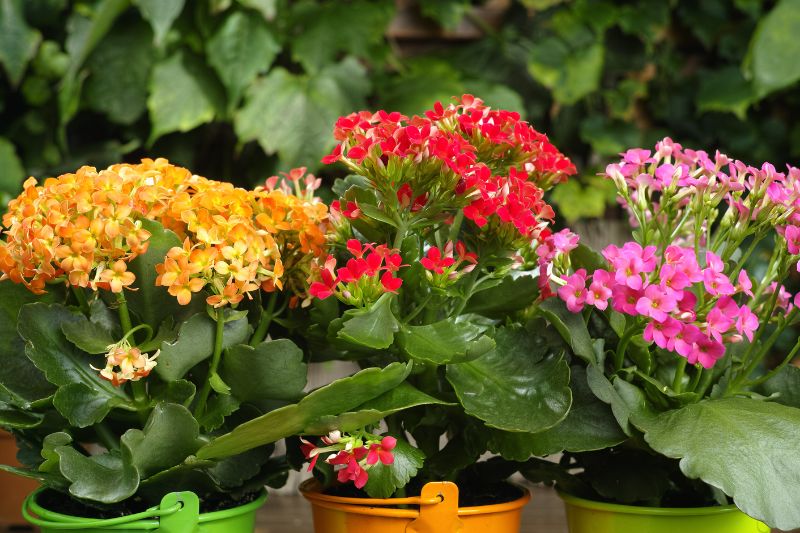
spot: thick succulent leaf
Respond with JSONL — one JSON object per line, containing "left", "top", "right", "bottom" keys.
{"left": 53, "top": 382, "right": 128, "bottom": 428}
{"left": 303, "top": 382, "right": 451, "bottom": 434}
{"left": 464, "top": 275, "right": 539, "bottom": 317}
{"left": 537, "top": 298, "right": 595, "bottom": 364}
{"left": 757, "top": 365, "right": 800, "bottom": 408}
{"left": 636, "top": 398, "right": 800, "bottom": 529}
{"left": 56, "top": 446, "right": 139, "bottom": 503}
{"left": 220, "top": 339, "right": 306, "bottom": 402}
{"left": 446, "top": 326, "right": 571, "bottom": 433}
{"left": 61, "top": 299, "right": 120, "bottom": 354}
{"left": 337, "top": 293, "right": 399, "bottom": 349}
{"left": 197, "top": 362, "right": 412, "bottom": 460}
{"left": 363, "top": 437, "right": 424, "bottom": 499}
{"left": 0, "top": 401, "right": 43, "bottom": 428}
{"left": 397, "top": 320, "right": 489, "bottom": 365}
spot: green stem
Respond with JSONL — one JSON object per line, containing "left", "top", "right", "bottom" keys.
{"left": 403, "top": 293, "right": 432, "bottom": 324}
{"left": 249, "top": 293, "right": 278, "bottom": 347}
{"left": 448, "top": 210, "right": 465, "bottom": 243}
{"left": 71, "top": 286, "right": 90, "bottom": 315}
{"left": 672, "top": 358, "right": 687, "bottom": 393}
{"left": 94, "top": 422, "right": 118, "bottom": 451}
{"left": 115, "top": 292, "right": 147, "bottom": 421}
{"left": 695, "top": 368, "right": 715, "bottom": 397}
{"left": 745, "top": 337, "right": 800, "bottom": 388}
{"left": 615, "top": 325, "right": 639, "bottom": 372}
{"left": 393, "top": 218, "right": 408, "bottom": 251}
{"left": 686, "top": 365, "right": 702, "bottom": 392}
{"left": 115, "top": 293, "right": 133, "bottom": 338}
{"left": 194, "top": 307, "right": 226, "bottom": 417}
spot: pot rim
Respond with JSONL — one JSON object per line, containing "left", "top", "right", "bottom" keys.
{"left": 299, "top": 478, "right": 531, "bottom": 518}
{"left": 557, "top": 488, "right": 743, "bottom": 517}
{"left": 26, "top": 486, "right": 267, "bottom": 529}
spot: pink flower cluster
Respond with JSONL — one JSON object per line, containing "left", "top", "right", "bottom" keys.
{"left": 536, "top": 228, "right": 580, "bottom": 299}
{"left": 323, "top": 95, "right": 575, "bottom": 243}
{"left": 308, "top": 240, "right": 404, "bottom": 306}
{"left": 558, "top": 242, "right": 759, "bottom": 368}
{"left": 301, "top": 433, "right": 397, "bottom": 489}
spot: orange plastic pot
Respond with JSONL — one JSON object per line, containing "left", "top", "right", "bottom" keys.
{"left": 0, "top": 430, "right": 40, "bottom": 526}
{"left": 300, "top": 479, "right": 530, "bottom": 533}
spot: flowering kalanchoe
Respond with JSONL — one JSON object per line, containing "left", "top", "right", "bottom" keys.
{"left": 420, "top": 241, "right": 477, "bottom": 287}
{"left": 300, "top": 430, "right": 397, "bottom": 489}
{"left": 90, "top": 338, "right": 159, "bottom": 386}
{"left": 308, "top": 240, "right": 404, "bottom": 307}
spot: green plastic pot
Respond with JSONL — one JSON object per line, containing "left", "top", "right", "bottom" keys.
{"left": 22, "top": 488, "right": 267, "bottom": 533}
{"left": 558, "top": 490, "right": 769, "bottom": 533}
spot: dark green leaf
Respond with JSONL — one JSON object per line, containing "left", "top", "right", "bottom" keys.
{"left": 337, "top": 293, "right": 399, "bottom": 350}
{"left": 0, "top": 137, "right": 25, "bottom": 194}
{"left": 397, "top": 320, "right": 485, "bottom": 365}
{"left": 0, "top": 0, "right": 41, "bottom": 86}
{"left": 464, "top": 274, "right": 538, "bottom": 317}
{"left": 638, "top": 398, "right": 800, "bottom": 529}
{"left": 586, "top": 365, "right": 651, "bottom": 435}
{"left": 363, "top": 437, "right": 424, "bottom": 499}
{"left": 207, "top": 10, "right": 279, "bottom": 108}
{"left": 196, "top": 394, "right": 240, "bottom": 432}
{"left": 206, "top": 445, "right": 272, "bottom": 489}
{"left": 747, "top": 0, "right": 800, "bottom": 95}
{"left": 61, "top": 311, "right": 117, "bottom": 354}
{"left": 56, "top": 446, "right": 139, "bottom": 503}
{"left": 197, "top": 362, "right": 412, "bottom": 459}
{"left": 528, "top": 40, "right": 604, "bottom": 104}
{"left": 0, "top": 401, "right": 43, "bottom": 428}
{"left": 155, "top": 310, "right": 249, "bottom": 382}
{"left": 151, "top": 379, "right": 196, "bottom": 407}
{"left": 236, "top": 0, "right": 276, "bottom": 20}
{"left": 133, "top": 0, "right": 185, "bottom": 46}
{"left": 148, "top": 50, "right": 225, "bottom": 142}
{"left": 446, "top": 326, "right": 572, "bottom": 433}
{"left": 538, "top": 298, "right": 595, "bottom": 364}
{"left": 220, "top": 339, "right": 307, "bottom": 403}
{"left": 121, "top": 402, "right": 202, "bottom": 479}
{"left": 53, "top": 382, "right": 128, "bottom": 428}
{"left": 697, "top": 67, "right": 756, "bottom": 119}
{"left": 758, "top": 365, "right": 800, "bottom": 408}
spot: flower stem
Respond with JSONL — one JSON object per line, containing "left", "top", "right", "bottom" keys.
{"left": 115, "top": 292, "right": 147, "bottom": 419}
{"left": 115, "top": 292, "right": 133, "bottom": 337}
{"left": 745, "top": 337, "right": 800, "bottom": 388}
{"left": 250, "top": 292, "right": 278, "bottom": 347}
{"left": 194, "top": 307, "right": 226, "bottom": 417}
{"left": 672, "top": 358, "right": 687, "bottom": 393}
{"left": 94, "top": 422, "right": 118, "bottom": 451}
{"left": 71, "top": 286, "right": 90, "bottom": 316}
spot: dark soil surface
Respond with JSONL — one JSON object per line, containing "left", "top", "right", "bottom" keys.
{"left": 324, "top": 480, "right": 523, "bottom": 507}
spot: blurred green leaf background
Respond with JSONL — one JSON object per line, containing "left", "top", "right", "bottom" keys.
{"left": 1, "top": 0, "right": 799, "bottom": 221}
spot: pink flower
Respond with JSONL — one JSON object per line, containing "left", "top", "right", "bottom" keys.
{"left": 660, "top": 263, "right": 691, "bottom": 292}
{"left": 329, "top": 448, "right": 369, "bottom": 489}
{"left": 585, "top": 270, "right": 612, "bottom": 310}
{"left": 785, "top": 225, "right": 800, "bottom": 255}
{"left": 635, "top": 285, "right": 678, "bottom": 322}
{"left": 611, "top": 284, "right": 642, "bottom": 315}
{"left": 735, "top": 305, "right": 759, "bottom": 342}
{"left": 558, "top": 269, "right": 588, "bottom": 312}
{"left": 643, "top": 317, "right": 682, "bottom": 349}
{"left": 669, "top": 323, "right": 703, "bottom": 357}
{"left": 737, "top": 270, "right": 753, "bottom": 296}
{"left": 703, "top": 268, "right": 735, "bottom": 296}
{"left": 688, "top": 336, "right": 725, "bottom": 368}
{"left": 706, "top": 303, "right": 735, "bottom": 342}
{"left": 675, "top": 290, "right": 697, "bottom": 321}
{"left": 367, "top": 436, "right": 397, "bottom": 466}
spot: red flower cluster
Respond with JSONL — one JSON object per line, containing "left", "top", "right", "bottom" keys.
{"left": 308, "top": 240, "right": 404, "bottom": 307}
{"left": 420, "top": 241, "right": 477, "bottom": 286}
{"left": 301, "top": 434, "right": 397, "bottom": 490}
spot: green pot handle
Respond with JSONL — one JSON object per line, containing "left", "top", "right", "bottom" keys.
{"left": 156, "top": 492, "right": 200, "bottom": 533}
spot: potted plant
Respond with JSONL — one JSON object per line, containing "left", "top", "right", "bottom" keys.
{"left": 288, "top": 95, "right": 579, "bottom": 532}
{"left": 0, "top": 159, "right": 344, "bottom": 531}
{"left": 530, "top": 139, "right": 800, "bottom": 532}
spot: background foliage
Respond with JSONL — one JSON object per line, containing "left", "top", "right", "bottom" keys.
{"left": 1, "top": 0, "right": 799, "bottom": 220}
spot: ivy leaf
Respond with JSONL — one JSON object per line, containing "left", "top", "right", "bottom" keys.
{"left": 84, "top": 20, "right": 154, "bottom": 125}
{"left": 220, "top": 339, "right": 307, "bottom": 403}
{"left": 746, "top": 0, "right": 800, "bottom": 96}
{"left": 0, "top": 0, "right": 41, "bottom": 86}
{"left": 155, "top": 310, "right": 249, "bottom": 382}
{"left": 207, "top": 10, "right": 279, "bottom": 109}
{"left": 528, "top": 38, "right": 604, "bottom": 104}
{"left": 197, "top": 362, "right": 412, "bottom": 460}
{"left": 550, "top": 177, "right": 615, "bottom": 222}
{"left": 236, "top": 0, "right": 276, "bottom": 20}
{"left": 337, "top": 293, "right": 399, "bottom": 350}
{"left": 148, "top": 50, "right": 225, "bottom": 143}
{"left": 446, "top": 326, "right": 572, "bottom": 433}
{"left": 0, "top": 137, "right": 25, "bottom": 194}
{"left": 697, "top": 67, "right": 756, "bottom": 119}
{"left": 133, "top": 0, "right": 185, "bottom": 47}
{"left": 363, "top": 437, "right": 424, "bottom": 499}
{"left": 636, "top": 398, "right": 800, "bottom": 529}
{"left": 235, "top": 58, "right": 369, "bottom": 168}
{"left": 121, "top": 403, "right": 202, "bottom": 479}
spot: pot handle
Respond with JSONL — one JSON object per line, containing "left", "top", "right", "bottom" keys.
{"left": 156, "top": 492, "right": 200, "bottom": 533}
{"left": 406, "top": 482, "right": 464, "bottom": 533}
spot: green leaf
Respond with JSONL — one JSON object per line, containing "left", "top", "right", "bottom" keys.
{"left": 236, "top": 0, "right": 276, "bottom": 20}
{"left": 18, "top": 303, "right": 130, "bottom": 416}
{"left": 0, "top": 401, "right": 43, "bottom": 428}
{"left": 303, "top": 382, "right": 450, "bottom": 434}
{"left": 758, "top": 366, "right": 800, "bottom": 408}
{"left": 208, "top": 373, "right": 231, "bottom": 395}
{"left": 487, "top": 367, "right": 625, "bottom": 460}
{"left": 61, "top": 310, "right": 117, "bottom": 354}
{"left": 289, "top": 0, "right": 392, "bottom": 72}
{"left": 235, "top": 58, "right": 369, "bottom": 168}
{"left": 148, "top": 50, "right": 225, "bottom": 142}
{"left": 337, "top": 293, "right": 399, "bottom": 350}
{"left": 125, "top": 219, "right": 185, "bottom": 331}
{"left": 0, "top": 283, "right": 57, "bottom": 407}
{"left": 207, "top": 10, "right": 279, "bottom": 108}
{"left": 363, "top": 437, "right": 424, "bottom": 499}
{"left": 0, "top": 0, "right": 41, "bottom": 86}
{"left": 464, "top": 275, "right": 539, "bottom": 317}
{"left": 747, "top": 0, "right": 800, "bottom": 96}
{"left": 133, "top": 0, "right": 185, "bottom": 46}
{"left": 637, "top": 398, "right": 800, "bottom": 529}
{"left": 150, "top": 379, "right": 196, "bottom": 407}
{"left": 84, "top": 20, "right": 154, "bottom": 125}
{"left": 220, "top": 339, "right": 306, "bottom": 403}
{"left": 397, "top": 320, "right": 486, "bottom": 365}
{"left": 40, "top": 432, "right": 73, "bottom": 473}
{"left": 586, "top": 365, "right": 651, "bottom": 435}
{"left": 197, "top": 362, "right": 412, "bottom": 459}
{"left": 121, "top": 402, "right": 201, "bottom": 479}
{"left": 446, "top": 326, "right": 572, "bottom": 433}
{"left": 155, "top": 311, "right": 249, "bottom": 381}
{"left": 56, "top": 446, "right": 139, "bottom": 503}
{"left": 528, "top": 39, "right": 604, "bottom": 104}
{"left": 0, "top": 137, "right": 25, "bottom": 194}
{"left": 53, "top": 382, "right": 127, "bottom": 428}
{"left": 538, "top": 298, "right": 595, "bottom": 364}
{"left": 196, "top": 394, "right": 240, "bottom": 432}
{"left": 549, "top": 178, "right": 614, "bottom": 222}
{"left": 697, "top": 67, "right": 756, "bottom": 119}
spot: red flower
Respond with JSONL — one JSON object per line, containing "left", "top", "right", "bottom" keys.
{"left": 380, "top": 271, "right": 402, "bottom": 292}
{"left": 329, "top": 448, "right": 370, "bottom": 489}
{"left": 300, "top": 438, "right": 319, "bottom": 471}
{"left": 331, "top": 200, "right": 361, "bottom": 220}
{"left": 367, "top": 436, "right": 397, "bottom": 466}
{"left": 420, "top": 247, "right": 455, "bottom": 274}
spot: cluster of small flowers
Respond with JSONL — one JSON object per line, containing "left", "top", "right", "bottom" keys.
{"left": 300, "top": 430, "right": 396, "bottom": 489}
{"left": 420, "top": 241, "right": 477, "bottom": 287}
{"left": 91, "top": 339, "right": 159, "bottom": 387}
{"left": 558, "top": 242, "right": 759, "bottom": 368}
{"left": 308, "top": 240, "right": 404, "bottom": 307}
{"left": 323, "top": 95, "right": 575, "bottom": 244}
{"left": 535, "top": 228, "right": 580, "bottom": 299}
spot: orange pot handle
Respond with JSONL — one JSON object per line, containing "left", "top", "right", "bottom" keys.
{"left": 406, "top": 482, "right": 464, "bottom": 533}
